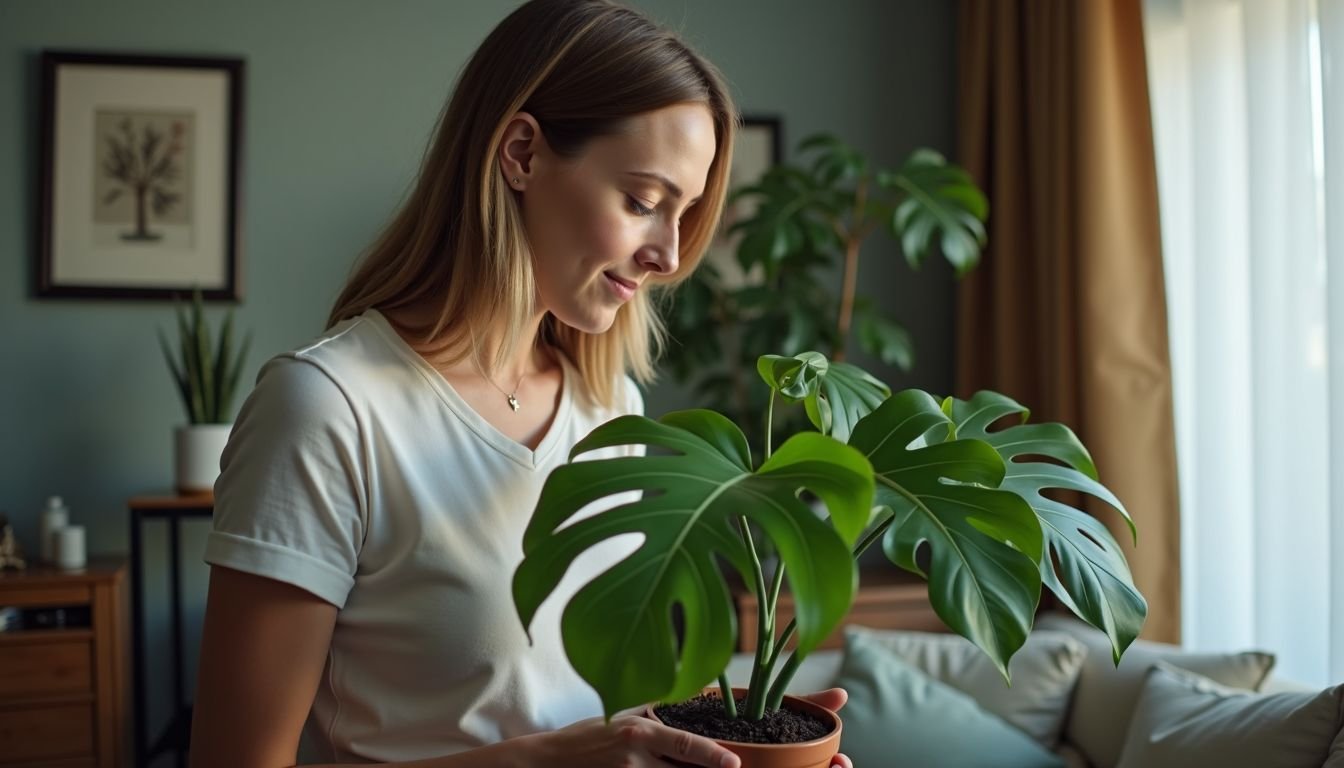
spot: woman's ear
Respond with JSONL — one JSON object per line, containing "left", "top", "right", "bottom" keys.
{"left": 498, "top": 112, "right": 543, "bottom": 190}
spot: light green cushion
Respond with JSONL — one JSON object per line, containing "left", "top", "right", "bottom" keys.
{"left": 834, "top": 629, "right": 1065, "bottom": 768}
{"left": 846, "top": 625, "right": 1087, "bottom": 748}
{"left": 1116, "top": 662, "right": 1344, "bottom": 768}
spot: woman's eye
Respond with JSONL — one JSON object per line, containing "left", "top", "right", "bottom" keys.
{"left": 626, "top": 195, "right": 656, "bottom": 217}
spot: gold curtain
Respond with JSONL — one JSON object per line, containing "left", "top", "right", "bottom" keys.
{"left": 955, "top": 0, "right": 1181, "bottom": 643}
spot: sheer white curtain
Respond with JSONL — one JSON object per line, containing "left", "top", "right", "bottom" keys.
{"left": 1144, "top": 0, "right": 1344, "bottom": 685}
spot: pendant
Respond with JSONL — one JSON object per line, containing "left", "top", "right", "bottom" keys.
{"left": 507, "top": 393, "right": 520, "bottom": 412}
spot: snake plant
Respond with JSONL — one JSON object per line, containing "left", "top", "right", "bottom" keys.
{"left": 158, "top": 289, "right": 251, "bottom": 424}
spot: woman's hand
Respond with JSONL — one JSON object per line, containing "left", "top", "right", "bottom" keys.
{"left": 796, "top": 687, "right": 854, "bottom": 768}
{"left": 521, "top": 710, "right": 741, "bottom": 767}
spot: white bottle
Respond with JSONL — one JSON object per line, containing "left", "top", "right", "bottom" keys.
{"left": 39, "top": 496, "right": 69, "bottom": 565}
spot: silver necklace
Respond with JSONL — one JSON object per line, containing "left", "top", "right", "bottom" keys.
{"left": 475, "top": 359, "right": 525, "bottom": 412}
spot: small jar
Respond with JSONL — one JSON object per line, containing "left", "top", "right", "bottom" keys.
{"left": 54, "top": 525, "right": 86, "bottom": 570}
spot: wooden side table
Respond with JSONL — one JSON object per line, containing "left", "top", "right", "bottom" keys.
{"left": 129, "top": 492, "right": 213, "bottom": 768}
{"left": 730, "top": 565, "right": 947, "bottom": 652}
{"left": 0, "top": 558, "right": 131, "bottom": 767}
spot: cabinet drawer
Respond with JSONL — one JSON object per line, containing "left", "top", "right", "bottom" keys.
{"left": 0, "top": 640, "right": 93, "bottom": 697}
{"left": 0, "top": 703, "right": 94, "bottom": 762}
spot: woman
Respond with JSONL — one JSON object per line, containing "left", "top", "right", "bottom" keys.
{"left": 189, "top": 1, "right": 852, "bottom": 766}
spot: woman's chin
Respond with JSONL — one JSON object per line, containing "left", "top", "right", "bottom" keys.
{"left": 551, "top": 309, "right": 618, "bottom": 336}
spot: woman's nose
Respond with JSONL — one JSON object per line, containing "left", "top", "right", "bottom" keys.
{"left": 637, "top": 223, "right": 679, "bottom": 275}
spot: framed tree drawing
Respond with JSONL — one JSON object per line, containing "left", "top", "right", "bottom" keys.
{"left": 37, "top": 51, "right": 245, "bottom": 300}
{"left": 704, "top": 115, "right": 781, "bottom": 289}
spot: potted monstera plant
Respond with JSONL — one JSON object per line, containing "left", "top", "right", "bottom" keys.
{"left": 512, "top": 350, "right": 1147, "bottom": 767}
{"left": 514, "top": 133, "right": 1145, "bottom": 766}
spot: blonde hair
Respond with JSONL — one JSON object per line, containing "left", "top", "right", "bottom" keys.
{"left": 328, "top": 0, "right": 738, "bottom": 408}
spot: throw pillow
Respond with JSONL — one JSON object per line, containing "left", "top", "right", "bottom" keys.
{"left": 1035, "top": 611, "right": 1276, "bottom": 768}
{"left": 1115, "top": 662, "right": 1344, "bottom": 768}
{"left": 834, "top": 629, "right": 1066, "bottom": 768}
{"left": 845, "top": 625, "right": 1087, "bottom": 747}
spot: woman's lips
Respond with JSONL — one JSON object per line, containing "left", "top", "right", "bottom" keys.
{"left": 604, "top": 271, "right": 636, "bottom": 301}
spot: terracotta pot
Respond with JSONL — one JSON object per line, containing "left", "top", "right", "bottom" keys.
{"left": 645, "top": 687, "right": 842, "bottom": 768}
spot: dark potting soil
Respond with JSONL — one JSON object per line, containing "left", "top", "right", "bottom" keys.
{"left": 654, "top": 693, "right": 832, "bottom": 744}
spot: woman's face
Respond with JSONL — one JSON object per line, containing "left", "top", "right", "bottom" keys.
{"left": 515, "top": 103, "right": 717, "bottom": 334}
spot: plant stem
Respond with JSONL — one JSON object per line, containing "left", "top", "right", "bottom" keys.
{"left": 767, "top": 562, "right": 786, "bottom": 635}
{"left": 760, "top": 560, "right": 787, "bottom": 674}
{"left": 718, "top": 673, "right": 738, "bottom": 719}
{"left": 764, "top": 392, "right": 776, "bottom": 461}
{"left": 834, "top": 178, "right": 868, "bottom": 363}
{"left": 737, "top": 516, "right": 772, "bottom": 721}
{"left": 764, "top": 513, "right": 896, "bottom": 707}
{"left": 765, "top": 648, "right": 805, "bottom": 711}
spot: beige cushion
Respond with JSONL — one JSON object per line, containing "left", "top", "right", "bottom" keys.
{"left": 1116, "top": 662, "right": 1344, "bottom": 768}
{"left": 1054, "top": 743, "right": 1090, "bottom": 768}
{"left": 1036, "top": 612, "right": 1276, "bottom": 768}
{"left": 846, "top": 625, "right": 1087, "bottom": 748}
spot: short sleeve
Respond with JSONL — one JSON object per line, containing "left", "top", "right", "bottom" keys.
{"left": 203, "top": 355, "right": 367, "bottom": 608}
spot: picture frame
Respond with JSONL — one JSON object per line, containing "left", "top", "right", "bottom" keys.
{"left": 36, "top": 51, "right": 245, "bottom": 301}
{"left": 707, "top": 115, "right": 782, "bottom": 289}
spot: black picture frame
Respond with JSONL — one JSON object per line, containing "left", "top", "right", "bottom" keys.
{"left": 36, "top": 50, "right": 245, "bottom": 301}
{"left": 705, "top": 114, "right": 782, "bottom": 288}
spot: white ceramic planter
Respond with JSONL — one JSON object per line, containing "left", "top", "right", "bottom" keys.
{"left": 175, "top": 423, "right": 233, "bottom": 494}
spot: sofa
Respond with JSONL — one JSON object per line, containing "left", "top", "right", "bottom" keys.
{"left": 720, "top": 611, "right": 1344, "bottom": 767}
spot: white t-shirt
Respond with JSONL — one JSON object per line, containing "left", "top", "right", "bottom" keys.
{"left": 204, "top": 309, "right": 644, "bottom": 762}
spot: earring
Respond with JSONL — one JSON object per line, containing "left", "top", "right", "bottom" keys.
{"left": 512, "top": 177, "right": 520, "bottom": 186}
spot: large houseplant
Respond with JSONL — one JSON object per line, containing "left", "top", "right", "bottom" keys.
{"left": 512, "top": 350, "right": 1148, "bottom": 764}
{"left": 511, "top": 134, "right": 1147, "bottom": 765}
{"left": 157, "top": 289, "right": 250, "bottom": 493}
{"left": 662, "top": 134, "right": 988, "bottom": 451}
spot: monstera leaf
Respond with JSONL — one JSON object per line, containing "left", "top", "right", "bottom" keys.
{"left": 757, "top": 352, "right": 890, "bottom": 443}
{"left": 847, "top": 390, "right": 1044, "bottom": 677}
{"left": 513, "top": 409, "right": 875, "bottom": 718}
{"left": 943, "top": 392, "right": 1147, "bottom": 662}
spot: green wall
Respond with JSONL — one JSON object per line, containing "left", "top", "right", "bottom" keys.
{"left": 0, "top": 0, "right": 956, "bottom": 760}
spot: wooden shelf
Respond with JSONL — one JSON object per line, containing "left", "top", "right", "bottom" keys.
{"left": 128, "top": 491, "right": 213, "bottom": 511}
{"left": 0, "top": 628, "right": 95, "bottom": 645}
{"left": 0, "top": 559, "right": 130, "bottom": 768}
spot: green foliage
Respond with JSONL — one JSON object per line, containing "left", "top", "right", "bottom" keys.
{"left": 512, "top": 351, "right": 1145, "bottom": 721}
{"left": 157, "top": 289, "right": 251, "bottom": 424}
{"left": 660, "top": 134, "right": 988, "bottom": 450}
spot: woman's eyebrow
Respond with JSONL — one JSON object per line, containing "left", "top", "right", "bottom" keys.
{"left": 623, "top": 171, "right": 701, "bottom": 204}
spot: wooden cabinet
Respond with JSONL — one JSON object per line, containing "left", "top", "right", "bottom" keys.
{"left": 730, "top": 565, "right": 947, "bottom": 652}
{"left": 0, "top": 560, "right": 130, "bottom": 768}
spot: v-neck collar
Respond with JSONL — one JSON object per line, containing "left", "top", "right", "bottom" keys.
{"left": 363, "top": 308, "right": 574, "bottom": 470}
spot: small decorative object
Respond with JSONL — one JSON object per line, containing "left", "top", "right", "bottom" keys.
{"left": 54, "top": 525, "right": 87, "bottom": 570}
{"left": 159, "top": 288, "right": 251, "bottom": 493}
{"left": 38, "top": 495, "right": 68, "bottom": 564}
{"left": 36, "top": 50, "right": 245, "bottom": 300}
{"left": 0, "top": 514, "right": 27, "bottom": 571}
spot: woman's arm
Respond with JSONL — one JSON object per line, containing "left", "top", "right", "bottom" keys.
{"left": 189, "top": 565, "right": 341, "bottom": 767}
{"left": 188, "top": 566, "right": 740, "bottom": 768}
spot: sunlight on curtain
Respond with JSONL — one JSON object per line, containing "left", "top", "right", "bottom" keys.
{"left": 1144, "top": 0, "right": 1343, "bottom": 686}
